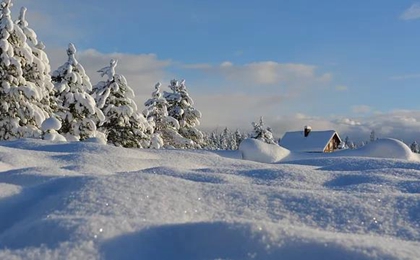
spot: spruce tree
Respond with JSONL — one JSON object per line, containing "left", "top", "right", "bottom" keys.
{"left": 0, "top": 0, "right": 49, "bottom": 139}
{"left": 370, "top": 130, "right": 376, "bottom": 142}
{"left": 163, "top": 79, "right": 204, "bottom": 148}
{"left": 52, "top": 43, "right": 105, "bottom": 141}
{"left": 250, "top": 117, "right": 276, "bottom": 145}
{"left": 92, "top": 59, "right": 152, "bottom": 148}
{"left": 15, "top": 7, "right": 55, "bottom": 114}
{"left": 143, "top": 82, "right": 190, "bottom": 148}
{"left": 410, "top": 141, "right": 419, "bottom": 153}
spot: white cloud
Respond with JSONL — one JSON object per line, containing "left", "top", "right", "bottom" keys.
{"left": 184, "top": 61, "right": 332, "bottom": 94}
{"left": 400, "top": 3, "right": 420, "bottom": 20}
{"left": 221, "top": 61, "right": 331, "bottom": 86}
{"left": 335, "top": 118, "right": 362, "bottom": 126}
{"left": 194, "top": 93, "right": 290, "bottom": 132}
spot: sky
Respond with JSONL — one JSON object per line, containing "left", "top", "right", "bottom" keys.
{"left": 9, "top": 0, "right": 420, "bottom": 143}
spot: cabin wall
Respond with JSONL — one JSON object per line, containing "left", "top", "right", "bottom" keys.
{"left": 323, "top": 135, "right": 341, "bottom": 153}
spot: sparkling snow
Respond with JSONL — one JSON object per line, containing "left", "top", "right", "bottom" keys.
{"left": 0, "top": 138, "right": 419, "bottom": 259}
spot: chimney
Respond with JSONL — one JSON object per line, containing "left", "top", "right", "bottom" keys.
{"left": 304, "top": 125, "right": 312, "bottom": 137}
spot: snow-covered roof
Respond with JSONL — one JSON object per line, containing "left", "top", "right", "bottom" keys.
{"left": 280, "top": 130, "right": 340, "bottom": 152}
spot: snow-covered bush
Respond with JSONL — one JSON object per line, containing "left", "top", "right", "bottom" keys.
{"left": 163, "top": 79, "right": 204, "bottom": 148}
{"left": 52, "top": 43, "right": 105, "bottom": 141}
{"left": 41, "top": 117, "right": 66, "bottom": 142}
{"left": 0, "top": 0, "right": 50, "bottom": 140}
{"left": 92, "top": 59, "right": 152, "bottom": 148}
{"left": 250, "top": 117, "right": 276, "bottom": 145}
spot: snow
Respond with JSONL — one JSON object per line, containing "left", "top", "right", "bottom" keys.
{"left": 338, "top": 138, "right": 417, "bottom": 161}
{"left": 0, "top": 138, "right": 420, "bottom": 259}
{"left": 41, "top": 117, "right": 61, "bottom": 131}
{"left": 239, "top": 138, "right": 290, "bottom": 163}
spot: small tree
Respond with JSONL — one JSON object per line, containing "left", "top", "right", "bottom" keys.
{"left": 143, "top": 82, "right": 190, "bottom": 149}
{"left": 163, "top": 79, "right": 204, "bottom": 148}
{"left": 92, "top": 59, "right": 152, "bottom": 148}
{"left": 52, "top": 43, "right": 105, "bottom": 141}
{"left": 410, "top": 141, "right": 419, "bottom": 153}
{"left": 250, "top": 117, "right": 276, "bottom": 145}
{"left": 370, "top": 130, "right": 376, "bottom": 142}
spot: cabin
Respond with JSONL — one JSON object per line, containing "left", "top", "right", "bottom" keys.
{"left": 280, "top": 126, "right": 342, "bottom": 153}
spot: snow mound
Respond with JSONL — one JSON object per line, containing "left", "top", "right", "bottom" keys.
{"left": 343, "top": 138, "right": 418, "bottom": 161}
{"left": 0, "top": 183, "right": 21, "bottom": 199}
{"left": 41, "top": 117, "right": 61, "bottom": 131}
{"left": 101, "top": 221, "right": 400, "bottom": 260}
{"left": 239, "top": 138, "right": 290, "bottom": 163}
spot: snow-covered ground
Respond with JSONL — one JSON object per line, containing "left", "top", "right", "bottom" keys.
{"left": 0, "top": 138, "right": 419, "bottom": 259}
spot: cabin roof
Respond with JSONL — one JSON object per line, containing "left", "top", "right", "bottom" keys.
{"left": 280, "top": 130, "right": 341, "bottom": 152}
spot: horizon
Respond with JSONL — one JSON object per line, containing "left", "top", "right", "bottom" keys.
{"left": 8, "top": 0, "right": 420, "bottom": 143}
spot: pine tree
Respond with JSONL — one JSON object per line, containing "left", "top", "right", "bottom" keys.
{"left": 52, "top": 43, "right": 105, "bottom": 141}
{"left": 143, "top": 82, "right": 189, "bottom": 148}
{"left": 410, "top": 141, "right": 419, "bottom": 153}
{"left": 0, "top": 0, "right": 49, "bottom": 139}
{"left": 163, "top": 79, "right": 204, "bottom": 148}
{"left": 250, "top": 117, "right": 276, "bottom": 145}
{"left": 15, "top": 7, "right": 55, "bottom": 114}
{"left": 92, "top": 59, "right": 152, "bottom": 148}
{"left": 370, "top": 130, "right": 376, "bottom": 142}
{"left": 234, "top": 129, "right": 244, "bottom": 148}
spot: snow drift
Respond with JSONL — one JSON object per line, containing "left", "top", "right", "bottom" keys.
{"left": 339, "top": 138, "right": 418, "bottom": 161}
{"left": 239, "top": 138, "right": 290, "bottom": 163}
{"left": 240, "top": 138, "right": 418, "bottom": 164}
{"left": 0, "top": 139, "right": 420, "bottom": 259}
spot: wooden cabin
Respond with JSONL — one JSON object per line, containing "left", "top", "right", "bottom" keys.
{"left": 280, "top": 126, "right": 342, "bottom": 153}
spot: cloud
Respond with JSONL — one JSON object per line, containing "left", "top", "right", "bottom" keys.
{"left": 223, "top": 62, "right": 332, "bottom": 86}
{"left": 400, "top": 3, "right": 420, "bottom": 20}
{"left": 194, "top": 93, "right": 290, "bottom": 132}
{"left": 334, "top": 118, "right": 362, "bottom": 126}
{"left": 184, "top": 61, "right": 332, "bottom": 88}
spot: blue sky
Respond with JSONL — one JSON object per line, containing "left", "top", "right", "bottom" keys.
{"left": 11, "top": 0, "right": 420, "bottom": 142}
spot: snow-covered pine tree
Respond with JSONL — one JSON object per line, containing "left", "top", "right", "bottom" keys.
{"left": 163, "top": 79, "right": 204, "bottom": 148}
{"left": 144, "top": 82, "right": 190, "bottom": 148}
{"left": 15, "top": 7, "right": 55, "bottom": 114}
{"left": 0, "top": 0, "right": 50, "bottom": 139}
{"left": 250, "top": 116, "right": 276, "bottom": 145}
{"left": 234, "top": 129, "right": 244, "bottom": 149}
{"left": 370, "top": 130, "right": 376, "bottom": 142}
{"left": 206, "top": 131, "right": 219, "bottom": 150}
{"left": 92, "top": 59, "right": 152, "bottom": 148}
{"left": 51, "top": 43, "right": 105, "bottom": 141}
